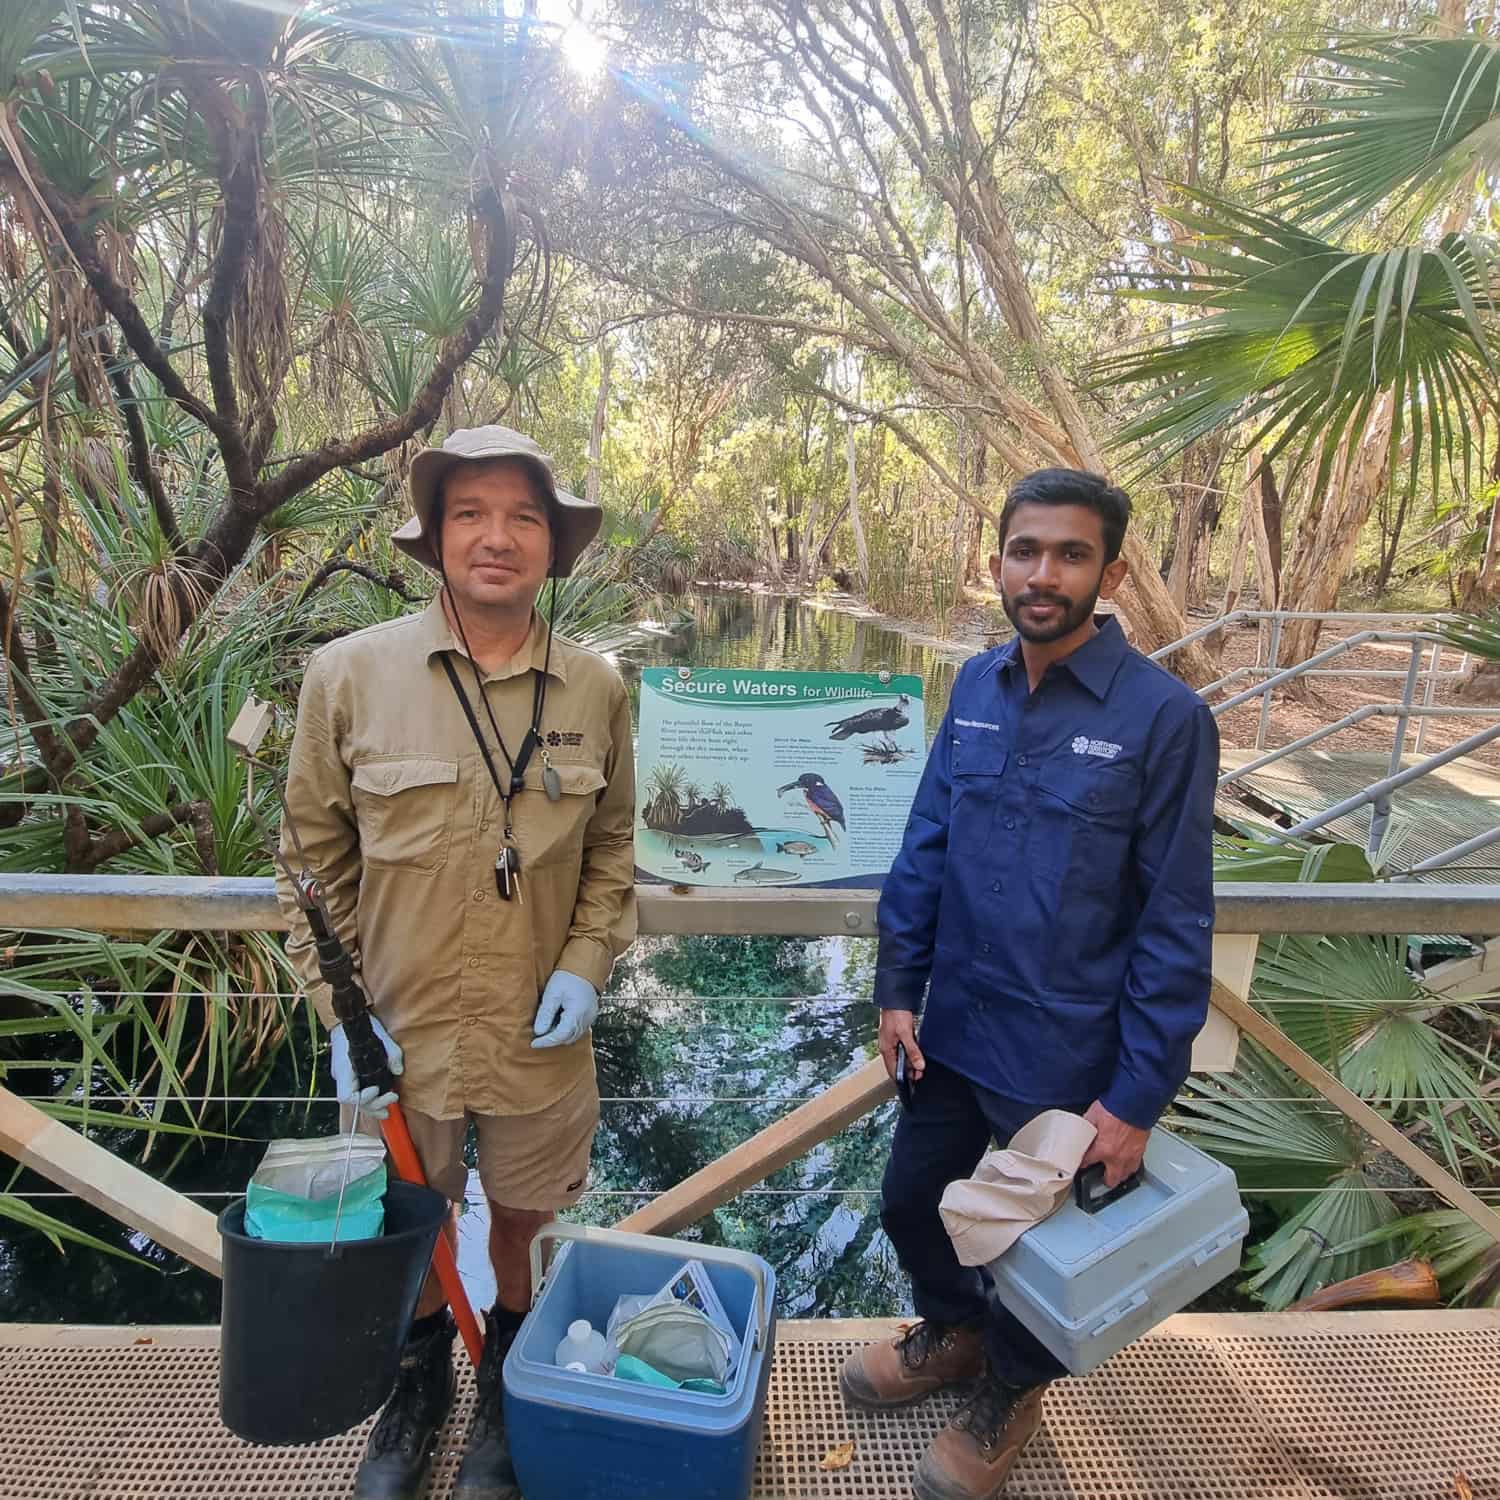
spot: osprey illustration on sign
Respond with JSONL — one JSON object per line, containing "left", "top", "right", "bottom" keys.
{"left": 827, "top": 694, "right": 911, "bottom": 740}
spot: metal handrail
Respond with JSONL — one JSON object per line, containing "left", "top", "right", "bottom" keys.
{"left": 1, "top": 873, "right": 1499, "bottom": 936}
{"left": 1220, "top": 705, "right": 1500, "bottom": 788}
{"left": 1158, "top": 612, "right": 1472, "bottom": 755}
{"left": 1151, "top": 608, "right": 1462, "bottom": 664}
{"left": 1254, "top": 721, "right": 1500, "bottom": 850}
{"left": 1188, "top": 621, "right": 1498, "bottom": 862}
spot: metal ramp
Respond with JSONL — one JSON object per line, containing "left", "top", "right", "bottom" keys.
{"left": 1220, "top": 750, "right": 1500, "bottom": 881}
{"left": 4, "top": 1313, "right": 1500, "bottom": 1498}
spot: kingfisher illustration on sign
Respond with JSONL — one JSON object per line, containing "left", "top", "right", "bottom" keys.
{"left": 636, "top": 668, "right": 926, "bottom": 889}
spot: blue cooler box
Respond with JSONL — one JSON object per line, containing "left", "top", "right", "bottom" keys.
{"left": 504, "top": 1224, "right": 777, "bottom": 1500}
{"left": 988, "top": 1128, "right": 1247, "bottom": 1376}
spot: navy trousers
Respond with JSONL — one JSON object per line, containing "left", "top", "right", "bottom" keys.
{"left": 880, "top": 1058, "right": 1082, "bottom": 1388}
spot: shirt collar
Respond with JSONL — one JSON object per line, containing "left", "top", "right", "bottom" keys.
{"left": 417, "top": 596, "right": 568, "bottom": 685}
{"left": 987, "top": 615, "right": 1126, "bottom": 700}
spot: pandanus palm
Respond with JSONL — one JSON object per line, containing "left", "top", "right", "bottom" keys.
{"left": 1097, "top": 33, "right": 1500, "bottom": 659}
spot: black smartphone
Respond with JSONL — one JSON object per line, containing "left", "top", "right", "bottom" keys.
{"left": 894, "top": 1042, "right": 917, "bottom": 1111}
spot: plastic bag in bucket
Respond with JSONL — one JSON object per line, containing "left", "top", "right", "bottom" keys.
{"left": 245, "top": 1135, "right": 387, "bottom": 1243}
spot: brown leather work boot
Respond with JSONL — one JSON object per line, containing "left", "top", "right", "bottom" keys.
{"left": 838, "top": 1319, "right": 984, "bottom": 1409}
{"left": 913, "top": 1371, "right": 1048, "bottom": 1500}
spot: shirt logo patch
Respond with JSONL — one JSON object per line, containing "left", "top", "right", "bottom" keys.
{"left": 955, "top": 717, "right": 1001, "bottom": 731}
{"left": 546, "top": 730, "right": 585, "bottom": 748}
{"left": 1072, "top": 735, "right": 1122, "bottom": 760}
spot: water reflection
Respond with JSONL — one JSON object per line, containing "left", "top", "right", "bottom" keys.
{"left": 616, "top": 590, "right": 969, "bottom": 733}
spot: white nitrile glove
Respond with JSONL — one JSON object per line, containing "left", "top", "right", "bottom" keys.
{"left": 330, "top": 1014, "right": 404, "bottom": 1120}
{"left": 531, "top": 970, "right": 600, "bottom": 1050}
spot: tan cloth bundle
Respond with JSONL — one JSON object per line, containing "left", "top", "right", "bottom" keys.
{"left": 938, "top": 1111, "right": 1098, "bottom": 1266}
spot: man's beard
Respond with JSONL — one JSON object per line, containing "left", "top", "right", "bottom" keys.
{"left": 1001, "top": 583, "right": 1100, "bottom": 643}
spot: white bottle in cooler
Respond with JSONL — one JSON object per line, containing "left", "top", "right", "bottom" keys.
{"left": 554, "top": 1319, "right": 609, "bottom": 1374}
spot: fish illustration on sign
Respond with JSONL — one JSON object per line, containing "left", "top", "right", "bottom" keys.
{"left": 776, "top": 840, "right": 817, "bottom": 858}
{"left": 778, "top": 773, "right": 846, "bottom": 847}
{"left": 827, "top": 694, "right": 911, "bottom": 740}
{"left": 673, "top": 848, "right": 711, "bottom": 873}
{"left": 733, "top": 862, "right": 801, "bottom": 884}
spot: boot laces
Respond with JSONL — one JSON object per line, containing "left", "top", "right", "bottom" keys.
{"left": 896, "top": 1320, "right": 951, "bottom": 1372}
{"left": 368, "top": 1328, "right": 447, "bottom": 1456}
{"left": 954, "top": 1372, "right": 1031, "bottom": 1452}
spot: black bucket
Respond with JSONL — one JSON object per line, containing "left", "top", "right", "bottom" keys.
{"left": 217, "top": 1179, "right": 449, "bottom": 1445}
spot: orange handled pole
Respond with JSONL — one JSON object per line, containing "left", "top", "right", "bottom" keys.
{"left": 382, "top": 1102, "right": 485, "bottom": 1366}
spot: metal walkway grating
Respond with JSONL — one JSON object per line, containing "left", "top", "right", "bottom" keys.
{"left": 1220, "top": 750, "right": 1500, "bottom": 881}
{"left": 4, "top": 1313, "right": 1500, "bottom": 1497}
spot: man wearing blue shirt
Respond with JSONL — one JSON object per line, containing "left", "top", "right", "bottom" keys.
{"left": 840, "top": 470, "right": 1218, "bottom": 1500}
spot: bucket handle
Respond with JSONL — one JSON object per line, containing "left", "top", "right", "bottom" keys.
{"left": 528, "top": 1221, "right": 772, "bottom": 1352}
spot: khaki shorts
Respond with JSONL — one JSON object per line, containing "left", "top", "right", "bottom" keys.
{"left": 347, "top": 1071, "right": 599, "bottom": 1211}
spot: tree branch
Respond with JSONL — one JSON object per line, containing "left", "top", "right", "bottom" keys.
{"left": 9, "top": 131, "right": 235, "bottom": 453}
{"left": 158, "top": 201, "right": 200, "bottom": 344}
{"left": 108, "top": 357, "right": 185, "bottom": 552}
{"left": 297, "top": 560, "right": 418, "bottom": 604}
{"left": 808, "top": 381, "right": 998, "bottom": 526}
{"left": 259, "top": 186, "right": 516, "bottom": 512}
{"left": 81, "top": 799, "right": 214, "bottom": 872}
{"left": 0, "top": 579, "right": 70, "bottom": 779}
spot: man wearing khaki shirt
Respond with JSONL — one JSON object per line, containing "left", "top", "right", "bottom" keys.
{"left": 278, "top": 426, "right": 636, "bottom": 1500}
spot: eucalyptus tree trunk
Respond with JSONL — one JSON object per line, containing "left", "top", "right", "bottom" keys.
{"left": 585, "top": 339, "right": 613, "bottom": 509}
{"left": 847, "top": 425, "right": 869, "bottom": 593}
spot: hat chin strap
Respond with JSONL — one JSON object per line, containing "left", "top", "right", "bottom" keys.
{"left": 436, "top": 558, "right": 557, "bottom": 677}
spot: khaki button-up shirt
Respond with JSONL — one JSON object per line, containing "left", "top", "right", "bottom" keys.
{"left": 276, "top": 598, "right": 637, "bottom": 1118}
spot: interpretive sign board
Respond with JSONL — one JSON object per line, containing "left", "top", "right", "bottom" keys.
{"left": 635, "top": 668, "right": 926, "bottom": 889}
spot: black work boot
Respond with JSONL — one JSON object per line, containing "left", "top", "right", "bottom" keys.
{"left": 352, "top": 1313, "right": 457, "bottom": 1500}
{"left": 452, "top": 1307, "right": 523, "bottom": 1500}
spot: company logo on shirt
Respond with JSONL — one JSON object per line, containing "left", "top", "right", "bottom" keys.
{"left": 546, "top": 729, "right": 585, "bottom": 748}
{"left": 955, "top": 717, "right": 1001, "bottom": 731}
{"left": 1071, "top": 734, "right": 1122, "bottom": 760}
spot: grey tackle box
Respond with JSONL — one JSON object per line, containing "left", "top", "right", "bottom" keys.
{"left": 988, "top": 1128, "right": 1247, "bottom": 1376}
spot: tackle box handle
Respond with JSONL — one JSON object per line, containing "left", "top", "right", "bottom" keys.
{"left": 528, "top": 1221, "right": 773, "bottom": 1351}
{"left": 1074, "top": 1162, "right": 1145, "bottom": 1215}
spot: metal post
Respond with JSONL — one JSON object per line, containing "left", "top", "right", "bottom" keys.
{"left": 1414, "top": 641, "right": 1441, "bottom": 756}
{"left": 1256, "top": 614, "right": 1283, "bottom": 750}
{"left": 1389, "top": 641, "right": 1423, "bottom": 773}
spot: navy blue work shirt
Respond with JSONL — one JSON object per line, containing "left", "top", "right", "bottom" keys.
{"left": 875, "top": 617, "right": 1218, "bottom": 1129}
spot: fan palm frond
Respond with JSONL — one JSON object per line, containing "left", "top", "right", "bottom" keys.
{"left": 1096, "top": 192, "right": 1499, "bottom": 500}
{"left": 1265, "top": 36, "right": 1500, "bottom": 234}
{"left": 1251, "top": 934, "right": 1499, "bottom": 1172}
{"left": 1213, "top": 833, "right": 1376, "bottom": 882}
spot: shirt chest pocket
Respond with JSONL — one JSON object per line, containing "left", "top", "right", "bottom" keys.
{"left": 351, "top": 756, "right": 460, "bottom": 872}
{"left": 1031, "top": 760, "right": 1138, "bottom": 890}
{"left": 522, "top": 761, "right": 608, "bottom": 868}
{"left": 949, "top": 740, "right": 1007, "bottom": 855}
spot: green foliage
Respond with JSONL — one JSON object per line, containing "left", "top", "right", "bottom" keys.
{"left": 1341, "top": 1210, "right": 1500, "bottom": 1306}
{"left": 1098, "top": 193, "right": 1499, "bottom": 499}
{"left": 646, "top": 937, "right": 829, "bottom": 999}
{"left": 1265, "top": 37, "right": 1500, "bottom": 235}
{"left": 1213, "top": 834, "right": 1377, "bottom": 882}
{"left": 1442, "top": 610, "right": 1500, "bottom": 661}
{"left": 1176, "top": 1043, "right": 1403, "bottom": 1307}
{"left": 1252, "top": 934, "right": 1500, "bottom": 1172}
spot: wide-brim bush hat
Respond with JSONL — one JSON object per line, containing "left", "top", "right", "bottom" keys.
{"left": 394, "top": 424, "right": 601, "bottom": 577}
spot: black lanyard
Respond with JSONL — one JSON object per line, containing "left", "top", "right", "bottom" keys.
{"left": 440, "top": 653, "right": 548, "bottom": 842}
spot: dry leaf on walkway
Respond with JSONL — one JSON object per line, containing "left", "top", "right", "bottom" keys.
{"left": 820, "top": 1441, "right": 855, "bottom": 1471}
{"left": 1453, "top": 1473, "right": 1473, "bottom": 1500}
